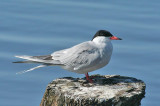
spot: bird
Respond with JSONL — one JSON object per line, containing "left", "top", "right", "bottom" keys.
{"left": 13, "top": 30, "right": 122, "bottom": 83}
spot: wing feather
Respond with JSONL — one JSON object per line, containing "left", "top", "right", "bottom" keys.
{"left": 14, "top": 55, "right": 62, "bottom": 65}
{"left": 51, "top": 41, "right": 101, "bottom": 70}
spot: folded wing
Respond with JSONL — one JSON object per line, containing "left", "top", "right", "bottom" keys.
{"left": 51, "top": 41, "right": 101, "bottom": 71}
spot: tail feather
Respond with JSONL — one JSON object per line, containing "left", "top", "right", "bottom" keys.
{"left": 14, "top": 55, "right": 60, "bottom": 65}
{"left": 13, "top": 61, "right": 37, "bottom": 63}
{"left": 16, "top": 65, "right": 46, "bottom": 74}
{"left": 14, "top": 55, "right": 63, "bottom": 74}
{"left": 15, "top": 55, "right": 52, "bottom": 60}
{"left": 14, "top": 55, "right": 45, "bottom": 62}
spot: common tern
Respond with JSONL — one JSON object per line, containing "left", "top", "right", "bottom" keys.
{"left": 14, "top": 30, "right": 122, "bottom": 83}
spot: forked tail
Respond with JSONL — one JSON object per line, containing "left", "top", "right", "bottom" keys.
{"left": 14, "top": 55, "right": 61, "bottom": 74}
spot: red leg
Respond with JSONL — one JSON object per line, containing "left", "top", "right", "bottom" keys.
{"left": 85, "top": 73, "right": 93, "bottom": 83}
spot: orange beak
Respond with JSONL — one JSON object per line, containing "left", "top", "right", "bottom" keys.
{"left": 110, "top": 36, "right": 122, "bottom": 40}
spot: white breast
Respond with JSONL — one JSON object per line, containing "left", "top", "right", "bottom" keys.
{"left": 87, "top": 37, "right": 113, "bottom": 72}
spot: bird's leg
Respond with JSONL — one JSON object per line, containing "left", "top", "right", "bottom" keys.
{"left": 85, "top": 73, "right": 93, "bottom": 83}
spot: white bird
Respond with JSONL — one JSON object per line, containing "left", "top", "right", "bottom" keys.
{"left": 13, "top": 30, "right": 122, "bottom": 83}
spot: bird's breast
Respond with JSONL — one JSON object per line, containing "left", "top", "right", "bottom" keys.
{"left": 99, "top": 42, "right": 113, "bottom": 65}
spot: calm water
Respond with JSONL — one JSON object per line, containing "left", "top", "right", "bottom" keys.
{"left": 0, "top": 0, "right": 160, "bottom": 106}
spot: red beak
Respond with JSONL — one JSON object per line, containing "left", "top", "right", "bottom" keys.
{"left": 110, "top": 36, "right": 122, "bottom": 40}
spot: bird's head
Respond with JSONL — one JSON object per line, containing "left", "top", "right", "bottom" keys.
{"left": 92, "top": 30, "right": 122, "bottom": 41}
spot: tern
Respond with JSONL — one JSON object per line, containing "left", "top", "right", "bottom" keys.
{"left": 13, "top": 30, "right": 122, "bottom": 83}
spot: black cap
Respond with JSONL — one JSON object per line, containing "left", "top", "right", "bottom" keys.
{"left": 92, "top": 30, "right": 113, "bottom": 40}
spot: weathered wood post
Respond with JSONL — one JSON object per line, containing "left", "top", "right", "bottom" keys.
{"left": 40, "top": 75, "right": 145, "bottom": 106}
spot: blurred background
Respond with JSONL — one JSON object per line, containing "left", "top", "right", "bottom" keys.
{"left": 0, "top": 0, "right": 160, "bottom": 106}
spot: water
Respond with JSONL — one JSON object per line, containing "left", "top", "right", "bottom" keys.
{"left": 0, "top": 0, "right": 160, "bottom": 106}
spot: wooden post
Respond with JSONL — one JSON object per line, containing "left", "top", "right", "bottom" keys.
{"left": 40, "top": 75, "right": 145, "bottom": 106}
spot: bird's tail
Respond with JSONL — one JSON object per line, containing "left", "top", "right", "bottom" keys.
{"left": 14, "top": 55, "right": 61, "bottom": 74}
{"left": 13, "top": 55, "right": 52, "bottom": 63}
{"left": 13, "top": 55, "right": 61, "bottom": 64}
{"left": 16, "top": 65, "right": 46, "bottom": 74}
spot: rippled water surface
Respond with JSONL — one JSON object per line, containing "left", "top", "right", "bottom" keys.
{"left": 0, "top": 0, "right": 160, "bottom": 106}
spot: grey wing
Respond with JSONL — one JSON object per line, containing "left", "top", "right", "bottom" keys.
{"left": 51, "top": 41, "right": 101, "bottom": 70}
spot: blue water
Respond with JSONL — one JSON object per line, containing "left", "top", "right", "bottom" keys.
{"left": 0, "top": 0, "right": 160, "bottom": 106}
